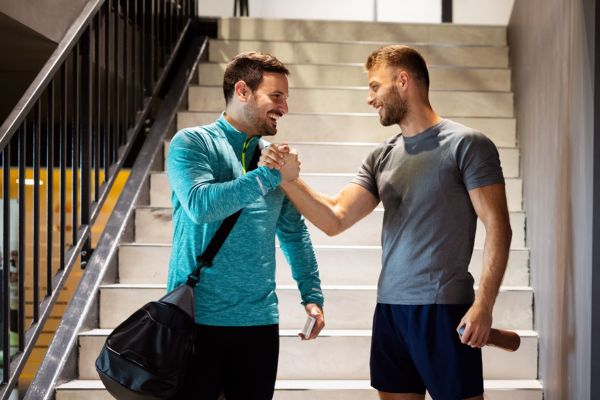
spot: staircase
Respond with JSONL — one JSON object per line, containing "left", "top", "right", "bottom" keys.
{"left": 55, "top": 18, "right": 542, "bottom": 399}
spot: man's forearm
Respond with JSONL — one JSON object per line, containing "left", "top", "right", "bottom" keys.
{"left": 475, "top": 218, "right": 512, "bottom": 311}
{"left": 280, "top": 179, "right": 345, "bottom": 236}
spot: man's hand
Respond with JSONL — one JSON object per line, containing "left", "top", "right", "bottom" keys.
{"left": 299, "top": 303, "right": 325, "bottom": 340}
{"left": 259, "top": 144, "right": 290, "bottom": 170}
{"left": 280, "top": 150, "right": 300, "bottom": 182}
{"left": 457, "top": 301, "right": 493, "bottom": 348}
{"left": 259, "top": 144, "right": 299, "bottom": 183}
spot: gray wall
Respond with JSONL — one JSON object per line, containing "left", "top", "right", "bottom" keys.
{"left": 0, "top": 0, "right": 88, "bottom": 43}
{"left": 508, "top": 0, "right": 595, "bottom": 398}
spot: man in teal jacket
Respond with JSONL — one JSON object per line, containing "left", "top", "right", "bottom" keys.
{"left": 166, "top": 52, "right": 325, "bottom": 399}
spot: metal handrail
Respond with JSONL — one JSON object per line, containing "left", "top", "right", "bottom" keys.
{"left": 24, "top": 32, "right": 208, "bottom": 400}
{"left": 0, "top": 1, "right": 197, "bottom": 397}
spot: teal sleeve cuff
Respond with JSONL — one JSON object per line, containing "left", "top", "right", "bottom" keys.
{"left": 251, "top": 166, "right": 281, "bottom": 192}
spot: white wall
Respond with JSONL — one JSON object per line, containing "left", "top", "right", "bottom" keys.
{"left": 454, "top": 0, "right": 515, "bottom": 25}
{"left": 198, "top": 0, "right": 514, "bottom": 25}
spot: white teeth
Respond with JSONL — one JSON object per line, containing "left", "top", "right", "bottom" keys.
{"left": 268, "top": 113, "right": 281, "bottom": 121}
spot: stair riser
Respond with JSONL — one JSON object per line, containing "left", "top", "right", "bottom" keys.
{"left": 150, "top": 173, "right": 523, "bottom": 211}
{"left": 189, "top": 86, "right": 514, "bottom": 117}
{"left": 162, "top": 141, "right": 520, "bottom": 177}
{"left": 56, "top": 387, "right": 542, "bottom": 400}
{"left": 177, "top": 113, "right": 517, "bottom": 148}
{"left": 274, "top": 389, "right": 542, "bottom": 400}
{"left": 78, "top": 334, "right": 538, "bottom": 380}
{"left": 119, "top": 245, "right": 529, "bottom": 287}
{"left": 98, "top": 287, "right": 532, "bottom": 331}
{"left": 134, "top": 208, "right": 526, "bottom": 248}
{"left": 217, "top": 18, "right": 507, "bottom": 46}
{"left": 209, "top": 40, "right": 509, "bottom": 68}
{"left": 198, "top": 63, "right": 512, "bottom": 92}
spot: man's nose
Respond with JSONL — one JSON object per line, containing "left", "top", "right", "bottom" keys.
{"left": 280, "top": 100, "right": 289, "bottom": 114}
{"left": 367, "top": 95, "right": 375, "bottom": 105}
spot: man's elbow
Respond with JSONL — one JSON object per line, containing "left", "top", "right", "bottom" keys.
{"left": 321, "top": 219, "right": 345, "bottom": 237}
{"left": 506, "top": 223, "right": 513, "bottom": 245}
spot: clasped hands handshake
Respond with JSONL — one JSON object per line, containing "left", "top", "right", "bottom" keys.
{"left": 258, "top": 144, "right": 301, "bottom": 184}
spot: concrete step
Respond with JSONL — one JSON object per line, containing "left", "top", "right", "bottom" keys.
{"left": 209, "top": 39, "right": 509, "bottom": 68}
{"left": 56, "top": 379, "right": 542, "bottom": 400}
{"left": 216, "top": 18, "right": 508, "bottom": 46}
{"left": 97, "top": 284, "right": 532, "bottom": 331}
{"left": 119, "top": 244, "right": 530, "bottom": 287}
{"left": 134, "top": 207, "right": 526, "bottom": 248}
{"left": 188, "top": 85, "right": 514, "bottom": 117}
{"left": 149, "top": 172, "right": 523, "bottom": 211}
{"left": 77, "top": 329, "right": 538, "bottom": 381}
{"left": 198, "top": 62, "right": 512, "bottom": 92}
{"left": 163, "top": 141, "right": 520, "bottom": 177}
{"left": 177, "top": 112, "right": 517, "bottom": 147}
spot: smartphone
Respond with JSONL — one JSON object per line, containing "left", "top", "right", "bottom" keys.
{"left": 301, "top": 316, "right": 316, "bottom": 338}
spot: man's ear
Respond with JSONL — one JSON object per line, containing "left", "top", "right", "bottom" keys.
{"left": 396, "top": 71, "right": 409, "bottom": 90}
{"left": 234, "top": 81, "right": 250, "bottom": 102}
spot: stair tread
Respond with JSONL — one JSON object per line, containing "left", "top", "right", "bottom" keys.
{"left": 192, "top": 83, "right": 513, "bottom": 94}
{"left": 211, "top": 38, "right": 509, "bottom": 48}
{"left": 136, "top": 205, "right": 526, "bottom": 214}
{"left": 99, "top": 283, "right": 534, "bottom": 292}
{"left": 57, "top": 378, "right": 542, "bottom": 391}
{"left": 179, "top": 110, "right": 517, "bottom": 119}
{"left": 120, "top": 242, "right": 531, "bottom": 251}
{"left": 80, "top": 328, "right": 539, "bottom": 337}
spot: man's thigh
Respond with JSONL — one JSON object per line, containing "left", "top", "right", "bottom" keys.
{"left": 371, "top": 304, "right": 483, "bottom": 400}
{"left": 223, "top": 324, "right": 279, "bottom": 400}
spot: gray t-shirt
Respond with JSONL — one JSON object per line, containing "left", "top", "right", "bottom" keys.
{"left": 352, "top": 119, "right": 504, "bottom": 304}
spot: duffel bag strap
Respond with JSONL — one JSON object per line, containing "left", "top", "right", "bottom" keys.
{"left": 187, "top": 143, "right": 262, "bottom": 287}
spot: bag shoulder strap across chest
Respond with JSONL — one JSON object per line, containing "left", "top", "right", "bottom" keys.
{"left": 186, "top": 143, "right": 262, "bottom": 286}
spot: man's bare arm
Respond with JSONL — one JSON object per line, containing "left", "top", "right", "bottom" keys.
{"left": 260, "top": 144, "right": 379, "bottom": 236}
{"left": 459, "top": 183, "right": 512, "bottom": 347}
{"left": 281, "top": 179, "right": 379, "bottom": 236}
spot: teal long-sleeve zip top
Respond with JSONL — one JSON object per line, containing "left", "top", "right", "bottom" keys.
{"left": 166, "top": 114, "right": 324, "bottom": 326}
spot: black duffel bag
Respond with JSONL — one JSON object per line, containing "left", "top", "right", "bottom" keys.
{"left": 94, "top": 144, "right": 260, "bottom": 399}
{"left": 95, "top": 284, "right": 196, "bottom": 399}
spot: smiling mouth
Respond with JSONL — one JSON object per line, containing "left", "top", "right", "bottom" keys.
{"left": 268, "top": 112, "right": 283, "bottom": 125}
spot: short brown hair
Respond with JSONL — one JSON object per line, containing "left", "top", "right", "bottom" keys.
{"left": 223, "top": 52, "right": 289, "bottom": 104}
{"left": 365, "top": 45, "right": 430, "bottom": 90}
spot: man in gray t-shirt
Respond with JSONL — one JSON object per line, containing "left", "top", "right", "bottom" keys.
{"left": 353, "top": 119, "right": 505, "bottom": 306}
{"left": 260, "top": 45, "right": 512, "bottom": 400}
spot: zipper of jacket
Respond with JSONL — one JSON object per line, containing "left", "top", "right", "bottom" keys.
{"left": 241, "top": 137, "right": 253, "bottom": 174}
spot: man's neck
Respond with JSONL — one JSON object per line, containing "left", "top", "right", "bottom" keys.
{"left": 399, "top": 105, "right": 442, "bottom": 137}
{"left": 224, "top": 111, "right": 256, "bottom": 138}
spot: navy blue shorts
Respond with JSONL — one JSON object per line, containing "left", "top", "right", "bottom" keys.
{"left": 370, "top": 303, "right": 483, "bottom": 399}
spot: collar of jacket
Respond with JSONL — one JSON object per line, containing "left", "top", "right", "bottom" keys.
{"left": 216, "top": 112, "right": 259, "bottom": 150}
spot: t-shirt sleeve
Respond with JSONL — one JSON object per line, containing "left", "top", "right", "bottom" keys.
{"left": 454, "top": 132, "right": 505, "bottom": 191}
{"left": 351, "top": 146, "right": 381, "bottom": 201}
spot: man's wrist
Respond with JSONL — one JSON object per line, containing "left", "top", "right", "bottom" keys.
{"left": 280, "top": 177, "right": 299, "bottom": 190}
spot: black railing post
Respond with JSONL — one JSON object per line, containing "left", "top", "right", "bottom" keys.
{"left": 442, "top": 0, "right": 453, "bottom": 23}
{"left": 80, "top": 27, "right": 92, "bottom": 269}
{"left": 144, "top": 0, "right": 155, "bottom": 96}
{"left": 72, "top": 46, "right": 80, "bottom": 248}
{"left": 17, "top": 127, "right": 25, "bottom": 350}
{"left": 33, "top": 102, "right": 41, "bottom": 322}
{"left": 104, "top": 0, "right": 112, "bottom": 178}
{"left": 114, "top": 0, "right": 120, "bottom": 161}
{"left": 59, "top": 65, "right": 67, "bottom": 272}
{"left": 47, "top": 81, "right": 55, "bottom": 295}
{"left": 94, "top": 13, "right": 101, "bottom": 203}
{"left": 2, "top": 142, "right": 11, "bottom": 383}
